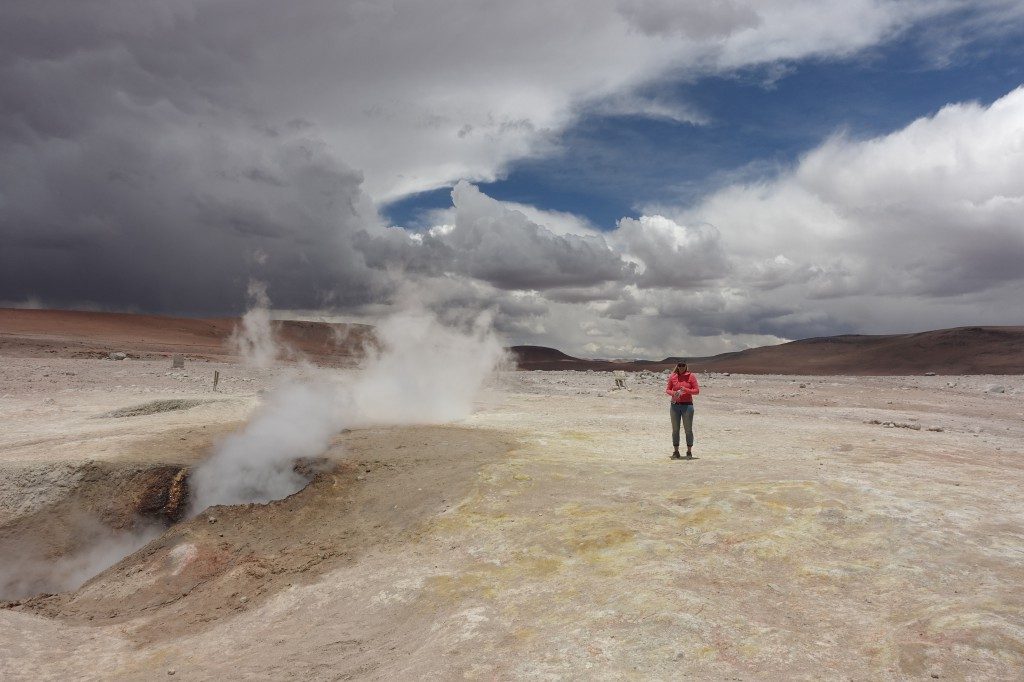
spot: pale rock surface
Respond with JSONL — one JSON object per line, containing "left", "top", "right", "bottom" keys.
{"left": 0, "top": 360, "right": 1022, "bottom": 679}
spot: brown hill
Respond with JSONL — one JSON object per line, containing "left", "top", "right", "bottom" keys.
{"left": 0, "top": 308, "right": 373, "bottom": 365}
{"left": 514, "top": 326, "right": 1024, "bottom": 375}
{"left": 510, "top": 346, "right": 660, "bottom": 372}
{"left": 690, "top": 326, "right": 1024, "bottom": 375}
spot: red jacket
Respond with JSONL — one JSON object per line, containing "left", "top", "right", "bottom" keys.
{"left": 665, "top": 371, "right": 699, "bottom": 404}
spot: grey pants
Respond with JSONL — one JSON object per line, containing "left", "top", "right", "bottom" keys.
{"left": 670, "top": 402, "right": 695, "bottom": 448}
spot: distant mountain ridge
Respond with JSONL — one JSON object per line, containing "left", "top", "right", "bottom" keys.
{"left": 509, "top": 346, "right": 656, "bottom": 371}
{"left": 514, "top": 326, "right": 1024, "bottom": 374}
{"left": 2, "top": 309, "right": 1021, "bottom": 374}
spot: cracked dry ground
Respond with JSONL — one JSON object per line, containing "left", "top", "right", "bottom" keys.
{"left": 1, "top": 364, "right": 1023, "bottom": 680}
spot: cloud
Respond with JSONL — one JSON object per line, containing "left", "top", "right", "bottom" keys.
{"left": 421, "top": 201, "right": 603, "bottom": 238}
{"left": 1, "top": 0, "right": 1021, "bottom": 354}
{"left": 651, "top": 85, "right": 1024, "bottom": 339}
{"left": 360, "top": 182, "right": 633, "bottom": 290}
{"left": 394, "top": 86, "right": 1024, "bottom": 357}
{"left": 6, "top": 0, "right": 970, "bottom": 314}
{"left": 585, "top": 93, "right": 710, "bottom": 125}
{"left": 364, "top": 183, "right": 730, "bottom": 297}
{"left": 0, "top": 118, "right": 390, "bottom": 313}
{"left": 616, "top": 0, "right": 761, "bottom": 39}
{"left": 0, "top": 0, "right": 988, "bottom": 203}
{"left": 440, "top": 183, "right": 633, "bottom": 289}
{"left": 683, "top": 86, "right": 1024, "bottom": 299}
{"left": 612, "top": 215, "right": 727, "bottom": 288}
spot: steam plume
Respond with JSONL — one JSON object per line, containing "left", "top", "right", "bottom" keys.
{"left": 229, "top": 281, "right": 280, "bottom": 368}
{"left": 188, "top": 305, "right": 505, "bottom": 512}
{"left": 0, "top": 521, "right": 160, "bottom": 601}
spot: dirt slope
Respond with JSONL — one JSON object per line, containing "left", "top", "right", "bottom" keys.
{"left": 4, "top": 425, "right": 515, "bottom": 647}
{"left": 0, "top": 308, "right": 373, "bottom": 365}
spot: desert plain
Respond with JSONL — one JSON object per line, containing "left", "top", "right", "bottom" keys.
{"left": 1, "top": 333, "right": 1024, "bottom": 680}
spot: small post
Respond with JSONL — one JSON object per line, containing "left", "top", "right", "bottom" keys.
{"left": 171, "top": 354, "right": 185, "bottom": 369}
{"left": 213, "top": 370, "right": 220, "bottom": 392}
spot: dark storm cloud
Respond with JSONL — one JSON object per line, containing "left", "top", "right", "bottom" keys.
{"left": 0, "top": 2, "right": 390, "bottom": 313}
{"left": 0, "top": 111, "right": 389, "bottom": 312}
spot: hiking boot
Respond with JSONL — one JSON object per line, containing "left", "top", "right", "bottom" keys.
{"left": 671, "top": 452, "right": 682, "bottom": 459}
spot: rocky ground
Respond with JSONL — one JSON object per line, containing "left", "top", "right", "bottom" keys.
{"left": 1, "top": 357, "right": 1023, "bottom": 680}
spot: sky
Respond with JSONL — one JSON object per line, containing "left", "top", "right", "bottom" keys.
{"left": 1, "top": 0, "right": 1023, "bottom": 358}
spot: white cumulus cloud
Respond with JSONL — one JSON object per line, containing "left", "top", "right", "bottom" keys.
{"left": 401, "top": 86, "right": 1024, "bottom": 356}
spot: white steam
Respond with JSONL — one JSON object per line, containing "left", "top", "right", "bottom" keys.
{"left": 0, "top": 521, "right": 160, "bottom": 601}
{"left": 229, "top": 280, "right": 280, "bottom": 368}
{"left": 345, "top": 310, "right": 504, "bottom": 425}
{"left": 188, "top": 306, "right": 506, "bottom": 512}
{"left": 187, "top": 379, "right": 339, "bottom": 508}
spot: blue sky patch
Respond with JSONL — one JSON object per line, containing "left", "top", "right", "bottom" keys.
{"left": 385, "top": 22, "right": 1024, "bottom": 230}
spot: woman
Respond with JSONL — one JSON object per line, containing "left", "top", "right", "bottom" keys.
{"left": 665, "top": 362, "right": 700, "bottom": 459}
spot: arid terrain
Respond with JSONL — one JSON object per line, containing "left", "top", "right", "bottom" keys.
{"left": 1, "top": 313, "right": 1024, "bottom": 680}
